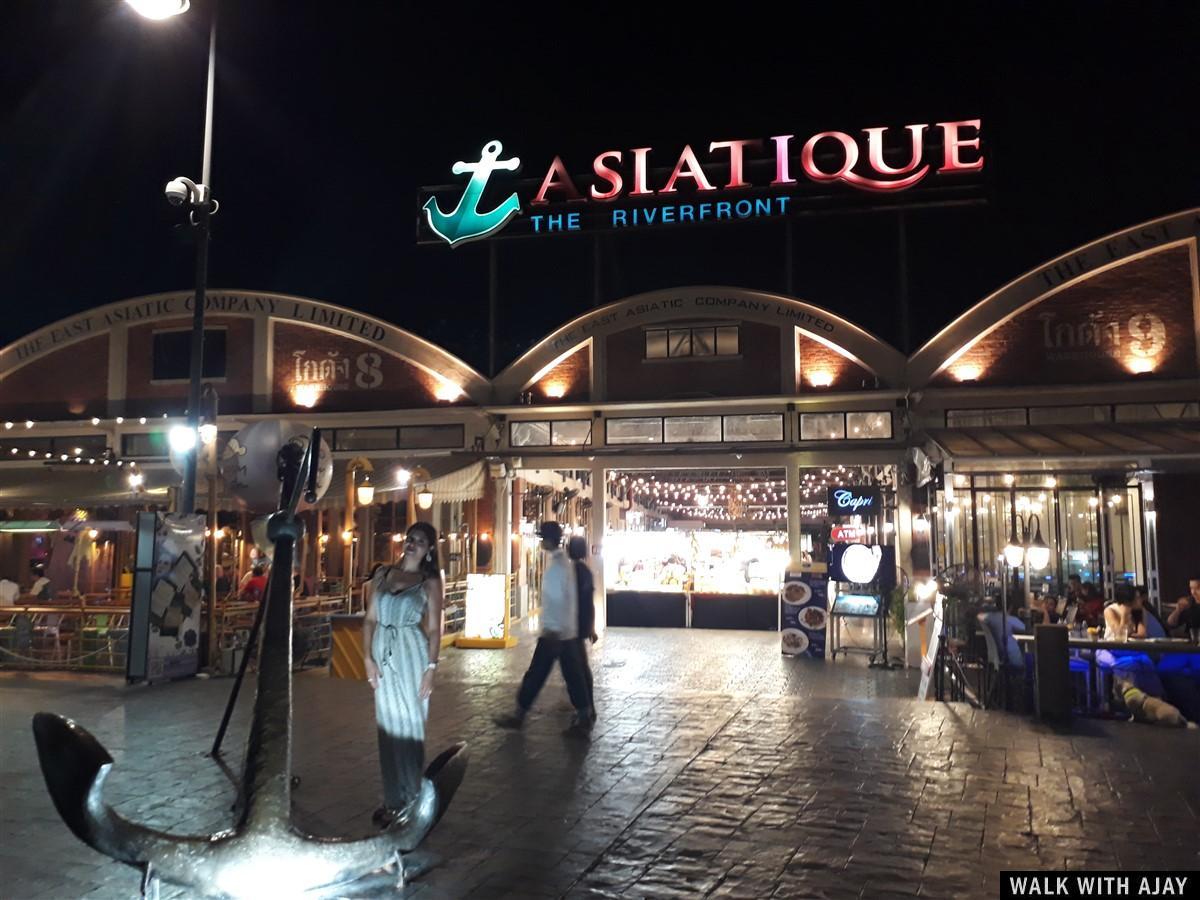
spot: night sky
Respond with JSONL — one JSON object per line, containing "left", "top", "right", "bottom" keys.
{"left": 2, "top": 2, "right": 1198, "bottom": 375}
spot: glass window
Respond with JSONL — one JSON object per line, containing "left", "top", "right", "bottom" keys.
{"left": 716, "top": 326, "right": 739, "bottom": 355}
{"left": 692, "top": 327, "right": 715, "bottom": 356}
{"left": 1113, "top": 402, "right": 1200, "bottom": 421}
{"left": 846, "top": 411, "right": 892, "bottom": 440}
{"left": 121, "top": 431, "right": 169, "bottom": 457}
{"left": 723, "top": 414, "right": 783, "bottom": 442}
{"left": 645, "top": 330, "right": 668, "bottom": 359}
{"left": 152, "top": 329, "right": 227, "bottom": 380}
{"left": 606, "top": 417, "right": 663, "bottom": 444}
{"left": 800, "top": 413, "right": 845, "bottom": 441}
{"left": 937, "top": 490, "right": 976, "bottom": 574}
{"left": 510, "top": 421, "right": 550, "bottom": 447}
{"left": 398, "top": 424, "right": 463, "bottom": 449}
{"left": 550, "top": 420, "right": 591, "bottom": 446}
{"left": 945, "top": 408, "right": 1027, "bottom": 427}
{"left": 1058, "top": 491, "right": 1101, "bottom": 585}
{"left": 663, "top": 415, "right": 721, "bottom": 443}
{"left": 335, "top": 427, "right": 397, "bottom": 451}
{"left": 973, "top": 489, "right": 1008, "bottom": 583}
{"left": 668, "top": 329, "right": 692, "bottom": 358}
{"left": 1029, "top": 405, "right": 1112, "bottom": 425}
{"left": 1104, "top": 486, "right": 1143, "bottom": 589}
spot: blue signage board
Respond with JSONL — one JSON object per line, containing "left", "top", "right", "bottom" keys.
{"left": 781, "top": 572, "right": 828, "bottom": 659}
{"left": 827, "top": 485, "right": 882, "bottom": 517}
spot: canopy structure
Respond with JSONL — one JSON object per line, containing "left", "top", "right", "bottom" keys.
{"left": 0, "top": 466, "right": 177, "bottom": 508}
{"left": 0, "top": 520, "right": 60, "bottom": 532}
{"left": 926, "top": 422, "right": 1200, "bottom": 465}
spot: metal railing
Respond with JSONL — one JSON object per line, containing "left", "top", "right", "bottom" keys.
{"left": 0, "top": 606, "right": 132, "bottom": 672}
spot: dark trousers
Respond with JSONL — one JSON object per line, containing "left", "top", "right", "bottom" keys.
{"left": 517, "top": 636, "right": 591, "bottom": 714}
{"left": 575, "top": 638, "right": 594, "bottom": 713}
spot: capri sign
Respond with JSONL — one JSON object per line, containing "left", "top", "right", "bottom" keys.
{"left": 419, "top": 120, "right": 984, "bottom": 246}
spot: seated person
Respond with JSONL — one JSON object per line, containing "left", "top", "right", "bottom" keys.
{"left": 1166, "top": 577, "right": 1200, "bottom": 637}
{"left": 1103, "top": 588, "right": 1147, "bottom": 640}
{"left": 239, "top": 565, "right": 268, "bottom": 604}
{"left": 981, "top": 598, "right": 1025, "bottom": 669}
{"left": 1157, "top": 581, "right": 1200, "bottom": 722}
{"left": 1135, "top": 586, "right": 1169, "bottom": 638}
{"left": 1079, "top": 583, "right": 1106, "bottom": 628}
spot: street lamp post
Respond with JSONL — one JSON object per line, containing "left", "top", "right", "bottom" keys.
{"left": 128, "top": 0, "right": 218, "bottom": 515}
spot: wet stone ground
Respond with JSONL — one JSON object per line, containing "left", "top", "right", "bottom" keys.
{"left": 2, "top": 627, "right": 1198, "bottom": 899}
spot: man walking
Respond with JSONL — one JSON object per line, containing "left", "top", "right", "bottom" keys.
{"left": 495, "top": 522, "right": 593, "bottom": 735}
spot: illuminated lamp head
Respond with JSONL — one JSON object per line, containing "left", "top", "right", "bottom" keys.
{"left": 808, "top": 371, "right": 834, "bottom": 388}
{"left": 433, "top": 378, "right": 463, "bottom": 402}
{"left": 542, "top": 381, "right": 567, "bottom": 399}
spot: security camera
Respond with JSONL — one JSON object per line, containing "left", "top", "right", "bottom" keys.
{"left": 165, "top": 178, "right": 191, "bottom": 206}
{"left": 164, "top": 176, "right": 200, "bottom": 206}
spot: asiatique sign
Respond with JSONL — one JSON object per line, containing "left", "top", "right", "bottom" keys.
{"left": 419, "top": 120, "right": 983, "bottom": 246}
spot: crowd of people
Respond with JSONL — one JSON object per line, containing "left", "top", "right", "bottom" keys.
{"left": 982, "top": 575, "right": 1200, "bottom": 726}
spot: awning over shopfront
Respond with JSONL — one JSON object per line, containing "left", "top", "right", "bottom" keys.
{"left": 0, "top": 466, "right": 179, "bottom": 508}
{"left": 368, "top": 456, "right": 487, "bottom": 505}
{"left": 926, "top": 422, "right": 1200, "bottom": 464}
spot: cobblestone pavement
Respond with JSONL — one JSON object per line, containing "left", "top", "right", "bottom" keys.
{"left": 2, "top": 627, "right": 1198, "bottom": 899}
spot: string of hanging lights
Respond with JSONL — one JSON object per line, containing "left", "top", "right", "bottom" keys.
{"left": 609, "top": 465, "right": 893, "bottom": 525}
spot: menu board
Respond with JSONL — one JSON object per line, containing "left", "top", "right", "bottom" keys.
{"left": 781, "top": 571, "right": 827, "bottom": 659}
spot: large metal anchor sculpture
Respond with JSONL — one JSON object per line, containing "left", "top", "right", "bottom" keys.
{"left": 32, "top": 432, "right": 468, "bottom": 898}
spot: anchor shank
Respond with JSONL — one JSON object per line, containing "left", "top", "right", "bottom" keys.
{"left": 240, "top": 526, "right": 297, "bottom": 830}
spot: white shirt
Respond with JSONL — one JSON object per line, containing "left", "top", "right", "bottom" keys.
{"left": 540, "top": 548, "right": 578, "bottom": 640}
{"left": 0, "top": 579, "right": 18, "bottom": 606}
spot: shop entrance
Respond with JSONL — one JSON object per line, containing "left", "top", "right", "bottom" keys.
{"left": 603, "top": 465, "right": 897, "bottom": 631}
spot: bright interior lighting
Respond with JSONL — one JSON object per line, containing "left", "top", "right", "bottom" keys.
{"left": 341, "top": 530, "right": 353, "bottom": 542}
{"left": 914, "top": 579, "right": 939, "bottom": 600}
{"left": 912, "top": 515, "right": 930, "bottom": 534}
{"left": 125, "top": 0, "right": 190, "bottom": 19}
{"left": 807, "top": 371, "right": 834, "bottom": 388}
{"left": 952, "top": 365, "right": 981, "bottom": 382}
{"left": 417, "top": 489, "right": 434, "bottom": 510}
{"left": 168, "top": 424, "right": 197, "bottom": 453}
{"left": 1004, "top": 542, "right": 1025, "bottom": 567}
{"left": 1002, "top": 473, "right": 1015, "bottom": 486}
{"left": 199, "top": 423, "right": 218, "bottom": 445}
{"left": 128, "top": 472, "right": 145, "bottom": 488}
{"left": 91, "top": 417, "right": 101, "bottom": 425}
{"left": 291, "top": 383, "right": 322, "bottom": 409}
{"left": 87, "top": 528, "right": 99, "bottom": 540}
{"left": 392, "top": 533, "right": 404, "bottom": 543}
{"left": 1126, "top": 358, "right": 1155, "bottom": 375}
{"left": 542, "top": 381, "right": 567, "bottom": 399}
{"left": 396, "top": 468, "right": 412, "bottom": 488}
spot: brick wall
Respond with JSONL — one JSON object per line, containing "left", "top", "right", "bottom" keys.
{"left": 796, "top": 331, "right": 877, "bottom": 391}
{"left": 0, "top": 335, "right": 108, "bottom": 419}
{"left": 933, "top": 246, "right": 1197, "bottom": 387}
{"left": 604, "top": 321, "right": 781, "bottom": 401}
{"left": 532, "top": 344, "right": 590, "bottom": 402}
{"left": 272, "top": 322, "right": 469, "bottom": 412}
{"left": 125, "top": 316, "right": 254, "bottom": 416}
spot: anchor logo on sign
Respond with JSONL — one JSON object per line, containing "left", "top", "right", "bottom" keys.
{"left": 423, "top": 140, "right": 522, "bottom": 247}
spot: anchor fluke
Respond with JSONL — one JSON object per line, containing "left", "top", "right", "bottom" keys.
{"left": 32, "top": 712, "right": 112, "bottom": 846}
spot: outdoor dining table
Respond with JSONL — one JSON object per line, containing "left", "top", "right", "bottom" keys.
{"left": 1015, "top": 630, "right": 1199, "bottom": 719}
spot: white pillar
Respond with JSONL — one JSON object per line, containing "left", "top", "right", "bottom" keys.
{"left": 786, "top": 455, "right": 803, "bottom": 570}
{"left": 589, "top": 459, "right": 607, "bottom": 629}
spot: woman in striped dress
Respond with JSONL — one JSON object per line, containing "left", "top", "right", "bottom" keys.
{"left": 363, "top": 522, "right": 443, "bottom": 828}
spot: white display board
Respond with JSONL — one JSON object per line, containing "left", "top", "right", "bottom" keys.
{"left": 463, "top": 573, "right": 507, "bottom": 641}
